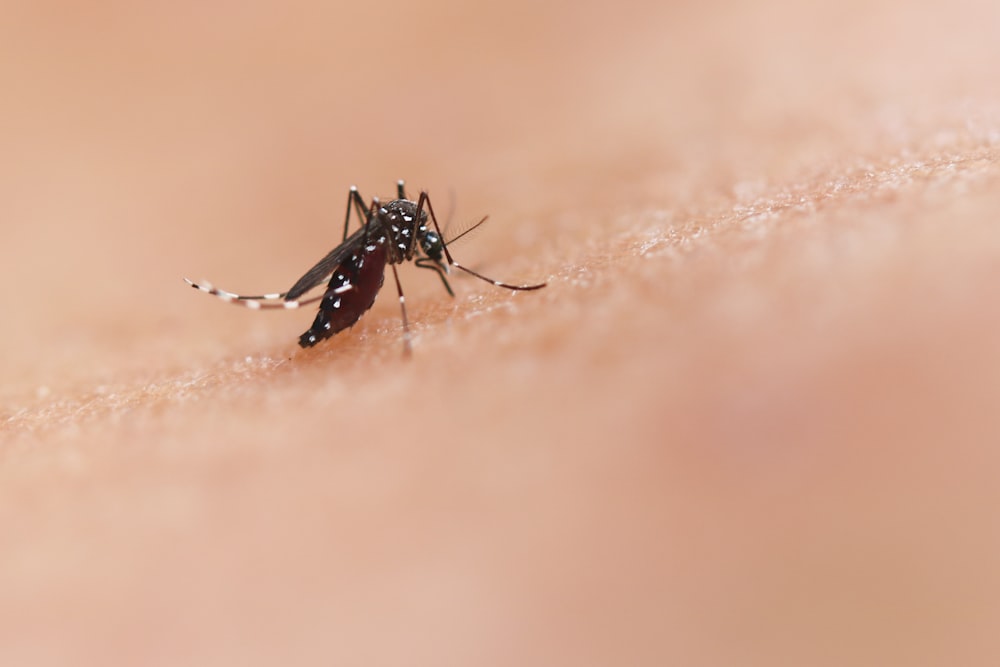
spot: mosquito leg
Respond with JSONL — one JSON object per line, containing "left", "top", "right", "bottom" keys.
{"left": 184, "top": 278, "right": 326, "bottom": 309}
{"left": 343, "top": 186, "right": 370, "bottom": 242}
{"left": 415, "top": 258, "right": 455, "bottom": 297}
{"left": 417, "top": 190, "right": 448, "bottom": 261}
{"left": 451, "top": 263, "right": 546, "bottom": 290}
{"left": 387, "top": 263, "right": 412, "bottom": 355}
{"left": 411, "top": 190, "right": 439, "bottom": 260}
{"left": 397, "top": 180, "right": 407, "bottom": 200}
{"left": 236, "top": 293, "right": 326, "bottom": 310}
{"left": 184, "top": 278, "right": 287, "bottom": 301}
{"left": 417, "top": 191, "right": 546, "bottom": 291}
{"left": 362, "top": 196, "right": 380, "bottom": 249}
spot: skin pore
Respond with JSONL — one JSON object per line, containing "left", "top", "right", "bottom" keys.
{"left": 2, "top": 0, "right": 1000, "bottom": 663}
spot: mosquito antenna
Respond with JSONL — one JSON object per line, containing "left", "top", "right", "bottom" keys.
{"left": 442, "top": 186, "right": 457, "bottom": 237}
{"left": 445, "top": 214, "right": 491, "bottom": 245}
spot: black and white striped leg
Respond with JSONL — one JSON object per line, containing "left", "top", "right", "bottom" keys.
{"left": 388, "top": 263, "right": 412, "bottom": 356}
{"left": 416, "top": 192, "right": 548, "bottom": 292}
{"left": 448, "top": 262, "right": 547, "bottom": 291}
{"left": 183, "top": 278, "right": 327, "bottom": 310}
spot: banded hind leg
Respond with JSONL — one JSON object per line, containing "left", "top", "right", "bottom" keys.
{"left": 414, "top": 192, "right": 547, "bottom": 291}
{"left": 185, "top": 184, "right": 375, "bottom": 307}
{"left": 183, "top": 278, "right": 326, "bottom": 310}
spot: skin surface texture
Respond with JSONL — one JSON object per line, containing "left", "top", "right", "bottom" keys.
{"left": 2, "top": 0, "right": 1000, "bottom": 664}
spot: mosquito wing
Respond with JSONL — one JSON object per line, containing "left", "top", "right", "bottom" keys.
{"left": 285, "top": 225, "right": 372, "bottom": 301}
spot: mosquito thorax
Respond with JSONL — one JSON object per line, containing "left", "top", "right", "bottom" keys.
{"left": 379, "top": 199, "right": 429, "bottom": 261}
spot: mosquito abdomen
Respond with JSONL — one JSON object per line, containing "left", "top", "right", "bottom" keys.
{"left": 298, "top": 243, "right": 388, "bottom": 348}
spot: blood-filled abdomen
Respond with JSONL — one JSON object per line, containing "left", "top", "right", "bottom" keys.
{"left": 298, "top": 242, "right": 388, "bottom": 348}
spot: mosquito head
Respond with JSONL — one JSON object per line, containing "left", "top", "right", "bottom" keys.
{"left": 419, "top": 229, "right": 443, "bottom": 260}
{"left": 418, "top": 228, "right": 450, "bottom": 275}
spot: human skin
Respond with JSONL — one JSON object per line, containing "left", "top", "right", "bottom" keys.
{"left": 2, "top": 0, "right": 1000, "bottom": 664}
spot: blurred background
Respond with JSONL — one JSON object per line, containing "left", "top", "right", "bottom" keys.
{"left": 3, "top": 0, "right": 1000, "bottom": 664}
{"left": 3, "top": 0, "right": 998, "bottom": 383}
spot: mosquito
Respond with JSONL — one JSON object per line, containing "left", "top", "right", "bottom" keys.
{"left": 184, "top": 180, "right": 546, "bottom": 353}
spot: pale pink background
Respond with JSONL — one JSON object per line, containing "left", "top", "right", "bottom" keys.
{"left": 2, "top": 0, "right": 1000, "bottom": 664}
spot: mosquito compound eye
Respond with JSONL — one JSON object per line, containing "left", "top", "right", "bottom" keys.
{"left": 421, "top": 230, "right": 443, "bottom": 259}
